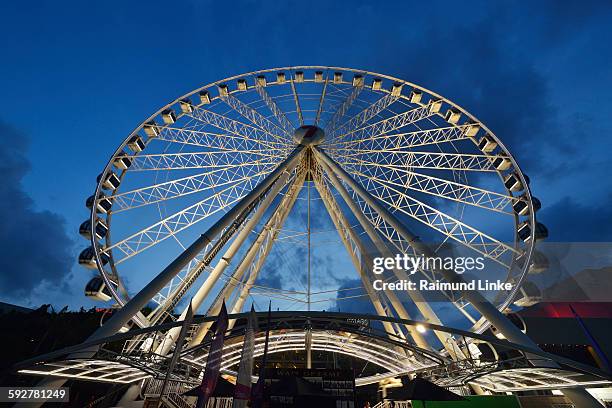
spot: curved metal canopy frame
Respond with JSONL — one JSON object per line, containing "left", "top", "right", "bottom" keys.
{"left": 15, "top": 312, "right": 612, "bottom": 392}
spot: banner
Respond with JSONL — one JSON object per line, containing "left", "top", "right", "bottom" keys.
{"left": 185, "top": 302, "right": 229, "bottom": 408}
{"left": 159, "top": 300, "right": 194, "bottom": 403}
{"left": 232, "top": 305, "right": 258, "bottom": 407}
{"left": 252, "top": 302, "right": 271, "bottom": 408}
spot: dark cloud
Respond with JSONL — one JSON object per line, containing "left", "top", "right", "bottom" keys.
{"left": 0, "top": 121, "right": 74, "bottom": 300}
{"left": 385, "top": 14, "right": 557, "bottom": 175}
{"left": 332, "top": 278, "right": 374, "bottom": 314}
{"left": 539, "top": 194, "right": 612, "bottom": 242}
{"left": 255, "top": 265, "right": 283, "bottom": 289}
{"left": 534, "top": 0, "right": 612, "bottom": 44}
{"left": 370, "top": 3, "right": 612, "bottom": 246}
{"left": 361, "top": 2, "right": 609, "bottom": 184}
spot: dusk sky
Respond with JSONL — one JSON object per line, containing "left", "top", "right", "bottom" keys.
{"left": 1, "top": 0, "right": 611, "bottom": 312}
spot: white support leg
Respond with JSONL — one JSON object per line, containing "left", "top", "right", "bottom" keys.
{"left": 188, "top": 169, "right": 306, "bottom": 344}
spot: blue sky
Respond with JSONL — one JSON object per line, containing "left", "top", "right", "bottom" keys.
{"left": 0, "top": 0, "right": 611, "bottom": 312}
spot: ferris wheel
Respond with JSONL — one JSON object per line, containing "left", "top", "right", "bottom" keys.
{"left": 78, "top": 66, "right": 546, "bottom": 352}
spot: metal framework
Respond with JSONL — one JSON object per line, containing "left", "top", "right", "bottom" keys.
{"left": 36, "top": 67, "right": 602, "bottom": 408}
{"left": 16, "top": 313, "right": 612, "bottom": 394}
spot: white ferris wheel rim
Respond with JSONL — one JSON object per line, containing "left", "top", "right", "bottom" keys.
{"left": 85, "top": 66, "right": 539, "bottom": 336}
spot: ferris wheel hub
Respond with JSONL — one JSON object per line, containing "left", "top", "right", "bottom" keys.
{"left": 293, "top": 125, "right": 325, "bottom": 146}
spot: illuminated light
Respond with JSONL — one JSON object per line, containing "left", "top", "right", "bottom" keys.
{"left": 416, "top": 324, "right": 427, "bottom": 333}
{"left": 18, "top": 369, "right": 148, "bottom": 384}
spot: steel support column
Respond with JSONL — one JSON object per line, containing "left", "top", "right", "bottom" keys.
{"left": 188, "top": 168, "right": 306, "bottom": 344}
{"left": 311, "top": 161, "right": 401, "bottom": 339}
{"left": 316, "top": 158, "right": 431, "bottom": 351}
{"left": 156, "top": 157, "right": 299, "bottom": 355}
{"left": 226, "top": 171, "right": 305, "bottom": 324}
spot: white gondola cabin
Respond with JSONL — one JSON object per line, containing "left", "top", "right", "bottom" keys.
{"left": 314, "top": 71, "right": 323, "bottom": 83}
{"left": 113, "top": 153, "right": 132, "bottom": 170}
{"left": 514, "top": 282, "right": 542, "bottom": 307}
{"left": 333, "top": 71, "right": 343, "bottom": 84}
{"left": 504, "top": 173, "right": 524, "bottom": 192}
{"left": 179, "top": 98, "right": 193, "bottom": 113}
{"left": 294, "top": 71, "right": 304, "bottom": 83}
{"left": 143, "top": 121, "right": 160, "bottom": 138}
{"left": 512, "top": 195, "right": 541, "bottom": 216}
{"left": 478, "top": 135, "right": 497, "bottom": 152}
{"left": 391, "top": 82, "right": 403, "bottom": 97}
{"left": 98, "top": 172, "right": 120, "bottom": 190}
{"left": 218, "top": 84, "right": 229, "bottom": 97}
{"left": 161, "top": 109, "right": 176, "bottom": 124}
{"left": 237, "top": 79, "right": 248, "bottom": 91}
{"left": 85, "top": 277, "right": 112, "bottom": 301}
{"left": 97, "top": 196, "right": 112, "bottom": 213}
{"left": 491, "top": 155, "right": 512, "bottom": 171}
{"left": 86, "top": 194, "right": 113, "bottom": 214}
{"left": 463, "top": 121, "right": 480, "bottom": 138}
{"left": 372, "top": 78, "right": 382, "bottom": 91}
{"left": 127, "top": 135, "right": 145, "bottom": 153}
{"left": 276, "top": 72, "right": 286, "bottom": 83}
{"left": 529, "top": 250, "right": 549, "bottom": 274}
{"left": 352, "top": 74, "right": 364, "bottom": 87}
{"left": 445, "top": 108, "right": 461, "bottom": 124}
{"left": 256, "top": 75, "right": 267, "bottom": 87}
{"left": 512, "top": 199, "right": 529, "bottom": 216}
{"left": 78, "top": 246, "right": 110, "bottom": 269}
{"left": 518, "top": 221, "right": 548, "bottom": 242}
{"left": 409, "top": 90, "right": 422, "bottom": 104}
{"left": 199, "top": 90, "right": 211, "bottom": 104}
{"left": 79, "top": 219, "right": 109, "bottom": 240}
{"left": 428, "top": 99, "right": 442, "bottom": 114}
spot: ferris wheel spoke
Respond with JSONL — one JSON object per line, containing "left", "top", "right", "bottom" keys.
{"left": 125, "top": 151, "right": 280, "bottom": 171}
{"left": 313, "top": 78, "right": 329, "bottom": 126}
{"left": 157, "top": 126, "right": 288, "bottom": 151}
{"left": 289, "top": 77, "right": 304, "bottom": 126}
{"left": 218, "top": 88, "right": 290, "bottom": 141}
{"left": 187, "top": 104, "right": 290, "bottom": 148}
{"left": 100, "top": 175, "right": 269, "bottom": 264}
{"left": 188, "top": 171, "right": 306, "bottom": 342}
{"left": 330, "top": 151, "right": 498, "bottom": 172}
{"left": 326, "top": 93, "right": 401, "bottom": 143}
{"left": 343, "top": 182, "right": 477, "bottom": 319}
{"left": 354, "top": 189, "right": 477, "bottom": 322}
{"left": 328, "top": 104, "right": 434, "bottom": 146}
{"left": 325, "top": 124, "right": 474, "bottom": 151}
{"left": 349, "top": 172, "right": 517, "bottom": 266}
{"left": 107, "top": 163, "right": 278, "bottom": 213}
{"left": 254, "top": 82, "right": 295, "bottom": 135}
{"left": 340, "top": 164, "right": 516, "bottom": 214}
{"left": 321, "top": 80, "right": 364, "bottom": 133}
{"left": 155, "top": 167, "right": 303, "bottom": 352}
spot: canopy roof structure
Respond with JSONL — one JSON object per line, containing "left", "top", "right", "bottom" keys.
{"left": 16, "top": 312, "right": 612, "bottom": 393}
